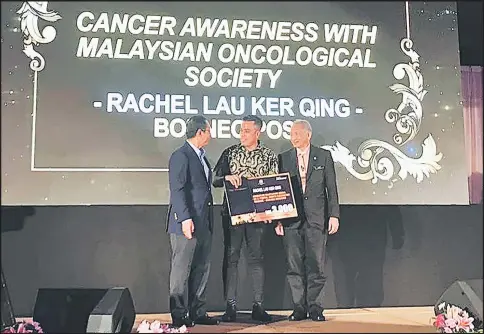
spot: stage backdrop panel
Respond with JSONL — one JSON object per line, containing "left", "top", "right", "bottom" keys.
{"left": 1, "top": 1, "right": 468, "bottom": 205}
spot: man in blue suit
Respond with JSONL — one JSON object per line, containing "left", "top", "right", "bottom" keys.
{"left": 166, "top": 116, "right": 219, "bottom": 328}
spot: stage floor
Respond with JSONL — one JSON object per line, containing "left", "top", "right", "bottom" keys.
{"left": 132, "top": 306, "right": 436, "bottom": 333}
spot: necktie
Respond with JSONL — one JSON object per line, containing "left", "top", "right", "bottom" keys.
{"left": 298, "top": 153, "right": 306, "bottom": 193}
{"left": 199, "top": 149, "right": 209, "bottom": 182}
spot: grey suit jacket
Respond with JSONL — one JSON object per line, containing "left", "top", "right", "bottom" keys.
{"left": 278, "top": 144, "right": 340, "bottom": 231}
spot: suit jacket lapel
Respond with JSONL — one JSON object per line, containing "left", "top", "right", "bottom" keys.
{"left": 184, "top": 142, "right": 209, "bottom": 185}
{"left": 289, "top": 148, "right": 299, "bottom": 175}
{"left": 204, "top": 156, "right": 212, "bottom": 185}
{"left": 306, "top": 145, "right": 317, "bottom": 182}
{"left": 289, "top": 148, "right": 304, "bottom": 190}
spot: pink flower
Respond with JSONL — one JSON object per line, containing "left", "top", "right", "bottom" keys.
{"left": 446, "top": 305, "right": 461, "bottom": 321}
{"left": 136, "top": 320, "right": 188, "bottom": 333}
{"left": 137, "top": 320, "right": 152, "bottom": 333}
{"left": 456, "top": 315, "right": 474, "bottom": 332}
{"left": 434, "top": 314, "right": 446, "bottom": 328}
{"left": 150, "top": 320, "right": 166, "bottom": 333}
{"left": 16, "top": 323, "right": 26, "bottom": 334}
{"left": 445, "top": 318, "right": 457, "bottom": 329}
{"left": 1, "top": 321, "right": 43, "bottom": 334}
{"left": 32, "top": 322, "right": 42, "bottom": 333}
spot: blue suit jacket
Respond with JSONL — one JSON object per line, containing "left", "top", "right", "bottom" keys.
{"left": 166, "top": 142, "right": 213, "bottom": 235}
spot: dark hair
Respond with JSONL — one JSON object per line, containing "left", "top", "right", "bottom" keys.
{"left": 186, "top": 116, "right": 209, "bottom": 139}
{"left": 242, "top": 115, "right": 263, "bottom": 130}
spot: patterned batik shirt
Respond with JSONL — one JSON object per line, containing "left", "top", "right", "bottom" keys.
{"left": 213, "top": 142, "right": 279, "bottom": 187}
{"left": 229, "top": 143, "right": 278, "bottom": 177}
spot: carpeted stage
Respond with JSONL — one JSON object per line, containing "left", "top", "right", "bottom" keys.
{"left": 130, "top": 306, "right": 436, "bottom": 333}
{"left": 16, "top": 306, "right": 436, "bottom": 332}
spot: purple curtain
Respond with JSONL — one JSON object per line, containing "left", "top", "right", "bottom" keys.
{"left": 461, "top": 66, "right": 483, "bottom": 204}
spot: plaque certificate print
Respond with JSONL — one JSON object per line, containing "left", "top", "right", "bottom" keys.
{"left": 224, "top": 172, "right": 298, "bottom": 226}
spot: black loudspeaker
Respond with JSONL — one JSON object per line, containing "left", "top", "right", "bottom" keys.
{"left": 434, "top": 279, "right": 483, "bottom": 322}
{"left": 86, "top": 288, "right": 136, "bottom": 333}
{"left": 1, "top": 268, "right": 16, "bottom": 329}
{"left": 33, "top": 287, "right": 135, "bottom": 333}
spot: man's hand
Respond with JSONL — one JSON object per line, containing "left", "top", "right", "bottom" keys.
{"left": 225, "top": 175, "right": 242, "bottom": 188}
{"left": 182, "top": 219, "right": 195, "bottom": 239}
{"left": 328, "top": 217, "right": 339, "bottom": 235}
{"left": 275, "top": 222, "right": 284, "bottom": 236}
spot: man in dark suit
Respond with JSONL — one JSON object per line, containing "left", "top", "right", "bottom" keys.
{"left": 275, "top": 119, "right": 340, "bottom": 322}
{"left": 166, "top": 116, "right": 219, "bottom": 328}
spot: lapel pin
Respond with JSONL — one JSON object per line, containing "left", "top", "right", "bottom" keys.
{"left": 313, "top": 157, "right": 317, "bottom": 160}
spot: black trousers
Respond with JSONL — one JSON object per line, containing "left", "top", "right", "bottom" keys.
{"left": 282, "top": 223, "right": 328, "bottom": 313}
{"left": 169, "top": 230, "right": 212, "bottom": 320}
{"left": 222, "top": 217, "right": 265, "bottom": 305}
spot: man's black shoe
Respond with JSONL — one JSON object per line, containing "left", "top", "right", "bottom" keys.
{"left": 309, "top": 311, "right": 326, "bottom": 322}
{"left": 288, "top": 310, "right": 308, "bottom": 321}
{"left": 172, "top": 315, "right": 195, "bottom": 327}
{"left": 251, "top": 303, "right": 272, "bottom": 322}
{"left": 221, "top": 303, "right": 237, "bottom": 322}
{"left": 193, "top": 314, "right": 220, "bottom": 325}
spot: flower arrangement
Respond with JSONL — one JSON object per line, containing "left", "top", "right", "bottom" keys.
{"left": 136, "top": 320, "right": 188, "bottom": 333}
{"left": 433, "top": 302, "right": 483, "bottom": 333}
{"left": 1, "top": 321, "right": 43, "bottom": 333}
